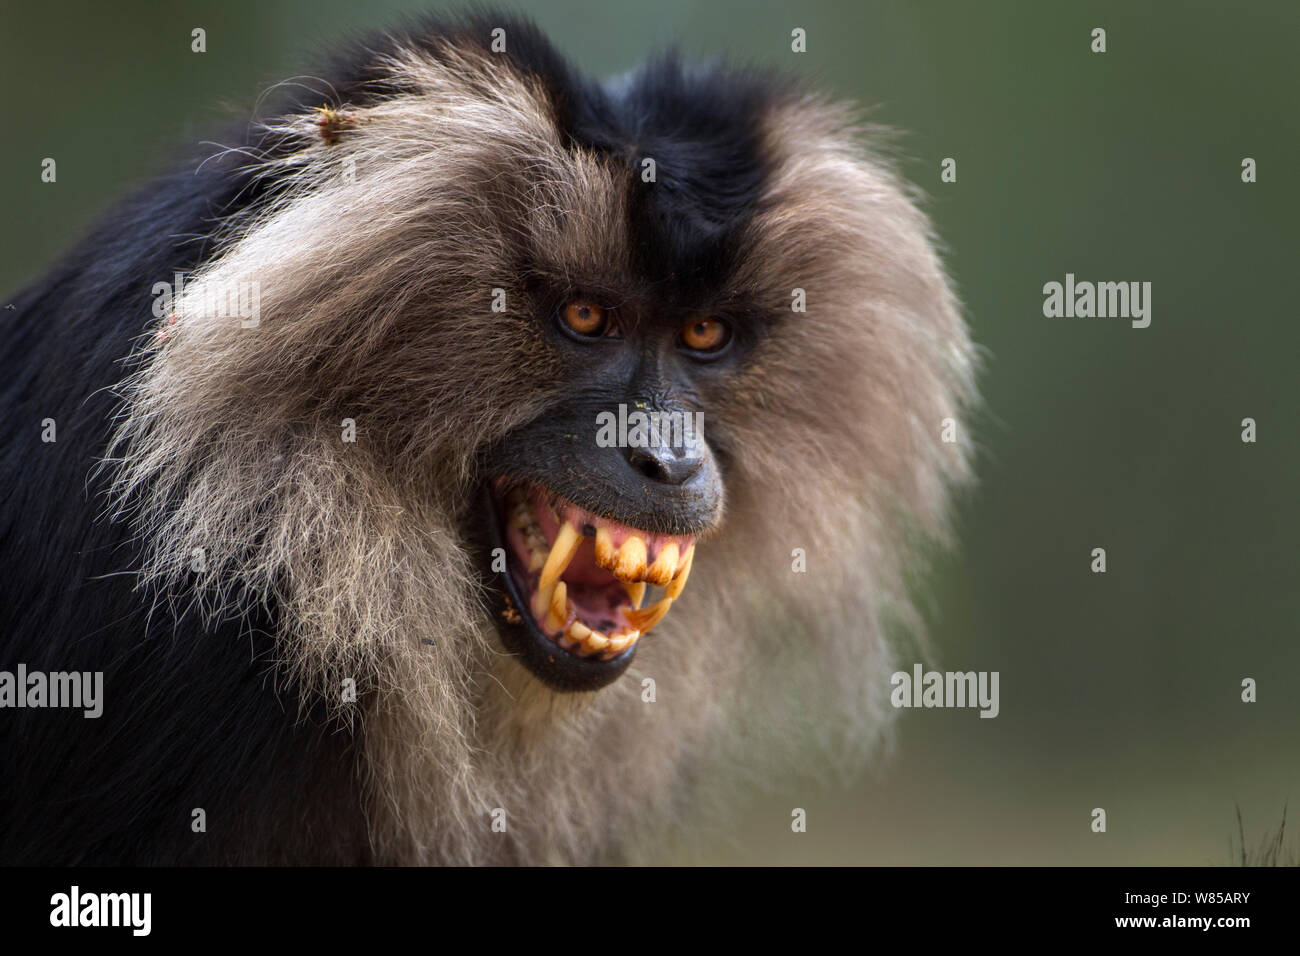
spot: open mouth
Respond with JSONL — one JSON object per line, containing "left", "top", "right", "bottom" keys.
{"left": 483, "top": 478, "right": 696, "bottom": 690}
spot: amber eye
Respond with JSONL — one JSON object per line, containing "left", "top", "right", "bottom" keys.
{"left": 680, "top": 317, "right": 730, "bottom": 354}
{"left": 561, "top": 300, "right": 607, "bottom": 337}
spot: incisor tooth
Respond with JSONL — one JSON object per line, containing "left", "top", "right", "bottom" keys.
{"left": 582, "top": 630, "right": 609, "bottom": 652}
{"left": 665, "top": 544, "right": 694, "bottom": 600}
{"left": 539, "top": 521, "right": 581, "bottom": 591}
{"left": 545, "top": 581, "right": 568, "bottom": 632}
{"left": 566, "top": 619, "right": 591, "bottom": 640}
{"left": 625, "top": 597, "right": 671, "bottom": 633}
{"left": 645, "top": 542, "right": 679, "bottom": 586}
{"left": 594, "top": 526, "right": 615, "bottom": 568}
{"left": 605, "top": 632, "right": 635, "bottom": 655}
{"left": 622, "top": 580, "right": 646, "bottom": 608}
{"left": 614, "top": 535, "right": 647, "bottom": 581}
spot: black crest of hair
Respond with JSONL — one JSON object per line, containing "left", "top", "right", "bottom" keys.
{"left": 0, "top": 12, "right": 798, "bottom": 864}
{"left": 301, "top": 9, "right": 796, "bottom": 297}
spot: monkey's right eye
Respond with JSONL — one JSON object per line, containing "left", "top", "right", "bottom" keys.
{"left": 559, "top": 300, "right": 608, "bottom": 339}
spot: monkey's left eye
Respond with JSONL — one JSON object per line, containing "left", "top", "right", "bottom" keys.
{"left": 679, "top": 317, "right": 731, "bottom": 355}
{"left": 559, "top": 300, "right": 608, "bottom": 339}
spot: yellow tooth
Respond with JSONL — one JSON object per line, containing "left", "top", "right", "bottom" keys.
{"left": 625, "top": 597, "right": 671, "bottom": 633}
{"left": 567, "top": 619, "right": 591, "bottom": 640}
{"left": 665, "top": 544, "right": 694, "bottom": 600}
{"left": 545, "top": 581, "right": 568, "bottom": 632}
{"left": 614, "top": 535, "right": 647, "bottom": 581}
{"left": 604, "top": 632, "right": 635, "bottom": 655}
{"left": 582, "top": 629, "right": 609, "bottom": 653}
{"left": 622, "top": 580, "right": 646, "bottom": 608}
{"left": 539, "top": 521, "right": 581, "bottom": 592}
{"left": 594, "top": 526, "right": 615, "bottom": 568}
{"left": 645, "top": 542, "right": 679, "bottom": 586}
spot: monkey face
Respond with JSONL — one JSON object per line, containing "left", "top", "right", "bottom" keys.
{"left": 480, "top": 292, "right": 740, "bottom": 690}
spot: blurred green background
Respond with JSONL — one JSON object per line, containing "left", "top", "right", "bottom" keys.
{"left": 3, "top": 0, "right": 1297, "bottom": 864}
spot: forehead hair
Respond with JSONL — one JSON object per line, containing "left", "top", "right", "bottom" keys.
{"left": 271, "top": 14, "right": 795, "bottom": 304}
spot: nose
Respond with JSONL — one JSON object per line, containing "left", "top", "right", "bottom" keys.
{"left": 623, "top": 444, "right": 705, "bottom": 486}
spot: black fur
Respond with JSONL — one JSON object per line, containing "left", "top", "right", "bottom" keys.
{"left": 0, "top": 11, "right": 783, "bottom": 864}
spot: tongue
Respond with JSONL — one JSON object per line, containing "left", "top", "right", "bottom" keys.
{"left": 552, "top": 538, "right": 629, "bottom": 629}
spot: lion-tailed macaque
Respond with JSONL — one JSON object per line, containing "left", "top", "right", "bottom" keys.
{"left": 0, "top": 13, "right": 974, "bottom": 864}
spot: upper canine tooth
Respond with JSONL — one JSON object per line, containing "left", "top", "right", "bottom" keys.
{"left": 594, "top": 526, "right": 615, "bottom": 568}
{"left": 545, "top": 581, "right": 568, "bottom": 632}
{"left": 614, "top": 535, "right": 647, "bottom": 581}
{"left": 539, "top": 521, "right": 581, "bottom": 592}
{"left": 625, "top": 597, "right": 671, "bottom": 633}
{"left": 665, "top": 544, "right": 694, "bottom": 600}
{"left": 645, "top": 542, "right": 679, "bottom": 586}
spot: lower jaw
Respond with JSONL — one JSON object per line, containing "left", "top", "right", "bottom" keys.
{"left": 479, "top": 484, "right": 637, "bottom": 692}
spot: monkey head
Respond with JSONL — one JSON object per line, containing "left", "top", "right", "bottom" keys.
{"left": 99, "top": 16, "right": 975, "bottom": 862}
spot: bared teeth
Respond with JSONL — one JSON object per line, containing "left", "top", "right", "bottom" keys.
{"left": 625, "top": 597, "right": 671, "bottom": 633}
{"left": 545, "top": 581, "right": 568, "bottom": 633}
{"left": 614, "top": 535, "right": 647, "bottom": 581}
{"left": 601, "top": 630, "right": 639, "bottom": 658}
{"left": 580, "top": 629, "right": 609, "bottom": 656}
{"left": 564, "top": 619, "right": 612, "bottom": 658}
{"left": 664, "top": 543, "right": 694, "bottom": 600}
{"left": 622, "top": 580, "right": 646, "bottom": 608}
{"left": 645, "top": 542, "right": 678, "bottom": 586}
{"left": 594, "top": 527, "right": 615, "bottom": 568}
{"left": 520, "top": 501, "right": 696, "bottom": 658}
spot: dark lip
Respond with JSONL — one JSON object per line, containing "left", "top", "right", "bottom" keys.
{"left": 478, "top": 483, "right": 636, "bottom": 692}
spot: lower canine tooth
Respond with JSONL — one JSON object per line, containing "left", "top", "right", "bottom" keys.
{"left": 614, "top": 535, "right": 647, "bottom": 581}
{"left": 645, "top": 542, "right": 679, "bottom": 586}
{"left": 545, "top": 581, "right": 568, "bottom": 632}
{"left": 625, "top": 597, "right": 671, "bottom": 633}
{"left": 665, "top": 544, "right": 694, "bottom": 600}
{"left": 622, "top": 580, "right": 646, "bottom": 608}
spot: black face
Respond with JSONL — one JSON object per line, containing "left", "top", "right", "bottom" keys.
{"left": 478, "top": 289, "right": 739, "bottom": 691}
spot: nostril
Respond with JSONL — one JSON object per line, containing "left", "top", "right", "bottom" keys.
{"left": 625, "top": 447, "right": 704, "bottom": 486}
{"left": 630, "top": 450, "right": 666, "bottom": 481}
